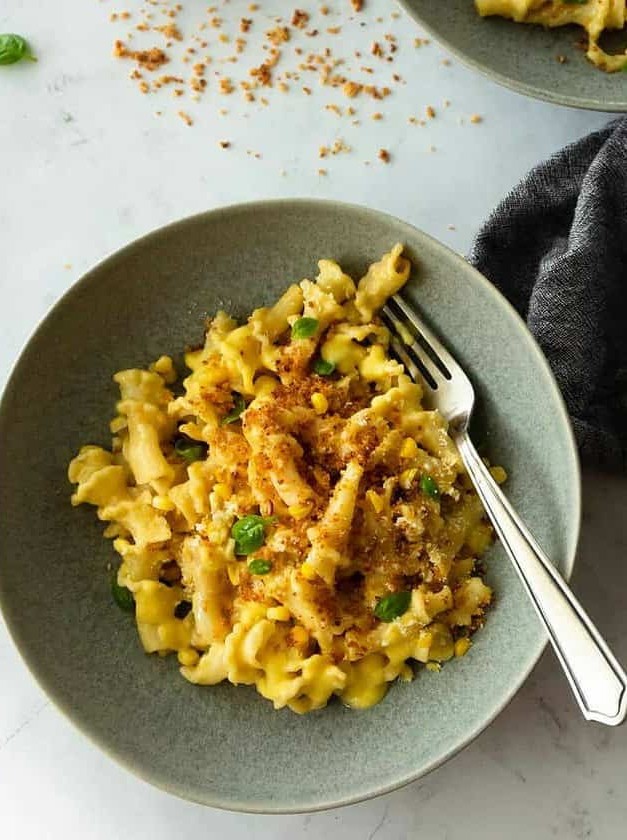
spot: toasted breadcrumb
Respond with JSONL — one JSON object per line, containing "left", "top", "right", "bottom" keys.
{"left": 106, "top": 0, "right": 485, "bottom": 160}
{"left": 114, "top": 40, "right": 168, "bottom": 71}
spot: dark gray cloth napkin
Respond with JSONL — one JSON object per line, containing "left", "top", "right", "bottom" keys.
{"left": 469, "top": 118, "right": 627, "bottom": 471}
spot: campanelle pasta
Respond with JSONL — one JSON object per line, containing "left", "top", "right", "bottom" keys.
{"left": 476, "top": 0, "right": 627, "bottom": 72}
{"left": 68, "top": 245, "right": 503, "bottom": 713}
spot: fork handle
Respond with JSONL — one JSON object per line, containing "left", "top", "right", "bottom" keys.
{"left": 456, "top": 430, "right": 627, "bottom": 726}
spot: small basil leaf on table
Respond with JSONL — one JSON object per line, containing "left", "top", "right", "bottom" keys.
{"left": 0, "top": 34, "right": 36, "bottom": 65}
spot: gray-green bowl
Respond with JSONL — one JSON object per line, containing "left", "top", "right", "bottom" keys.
{"left": 0, "top": 200, "right": 579, "bottom": 813}
{"left": 398, "top": 0, "right": 627, "bottom": 111}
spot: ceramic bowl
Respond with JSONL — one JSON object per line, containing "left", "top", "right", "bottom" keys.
{"left": 398, "top": 0, "right": 627, "bottom": 112}
{"left": 0, "top": 200, "right": 580, "bottom": 812}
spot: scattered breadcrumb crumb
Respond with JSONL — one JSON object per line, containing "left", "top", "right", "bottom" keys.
{"left": 292, "top": 10, "right": 310, "bottom": 28}
{"left": 219, "top": 140, "right": 231, "bottom": 148}
{"left": 106, "top": 1, "right": 486, "bottom": 163}
{"left": 156, "top": 23, "right": 182, "bottom": 41}
{"left": 114, "top": 40, "right": 168, "bottom": 71}
{"left": 343, "top": 81, "right": 362, "bottom": 98}
{"left": 469, "top": 113, "right": 482, "bottom": 124}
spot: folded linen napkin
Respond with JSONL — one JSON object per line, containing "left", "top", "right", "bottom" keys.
{"left": 469, "top": 118, "right": 627, "bottom": 471}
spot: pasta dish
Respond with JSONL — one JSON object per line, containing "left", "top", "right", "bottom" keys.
{"left": 476, "top": 0, "right": 627, "bottom": 72}
{"left": 68, "top": 245, "right": 503, "bottom": 713}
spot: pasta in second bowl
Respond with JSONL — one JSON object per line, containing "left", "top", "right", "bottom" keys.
{"left": 0, "top": 201, "right": 580, "bottom": 811}
{"left": 398, "top": 0, "right": 627, "bottom": 111}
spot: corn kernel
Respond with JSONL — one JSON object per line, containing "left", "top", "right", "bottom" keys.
{"left": 152, "top": 495, "right": 175, "bottom": 512}
{"left": 311, "top": 392, "right": 329, "bottom": 415}
{"left": 291, "top": 626, "right": 309, "bottom": 644}
{"left": 213, "top": 482, "right": 230, "bottom": 501}
{"left": 490, "top": 465, "right": 508, "bottom": 484}
{"left": 267, "top": 605, "right": 291, "bottom": 622}
{"left": 288, "top": 503, "right": 312, "bottom": 519}
{"left": 227, "top": 564, "right": 240, "bottom": 586}
{"left": 366, "top": 489, "right": 384, "bottom": 514}
{"left": 178, "top": 648, "right": 200, "bottom": 667}
{"left": 400, "top": 437, "right": 419, "bottom": 459}
{"left": 300, "top": 561, "right": 317, "bottom": 580}
{"left": 454, "top": 637, "right": 472, "bottom": 658}
{"left": 399, "top": 468, "right": 418, "bottom": 490}
{"left": 425, "top": 661, "right": 441, "bottom": 672}
{"left": 397, "top": 322, "right": 413, "bottom": 346}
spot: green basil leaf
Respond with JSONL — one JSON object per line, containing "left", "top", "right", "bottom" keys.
{"left": 291, "top": 317, "right": 319, "bottom": 340}
{"left": 221, "top": 393, "right": 246, "bottom": 425}
{"left": 111, "top": 576, "right": 135, "bottom": 613}
{"left": 374, "top": 591, "right": 411, "bottom": 622}
{"left": 313, "top": 357, "right": 336, "bottom": 376}
{"left": 420, "top": 475, "right": 440, "bottom": 498}
{"left": 174, "top": 435, "right": 207, "bottom": 463}
{"left": 231, "top": 515, "right": 276, "bottom": 556}
{"left": 0, "top": 34, "right": 35, "bottom": 65}
{"left": 248, "top": 558, "right": 273, "bottom": 575}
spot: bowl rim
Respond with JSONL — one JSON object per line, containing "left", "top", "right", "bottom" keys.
{"left": 395, "top": 0, "right": 627, "bottom": 113}
{"left": 0, "top": 198, "right": 581, "bottom": 814}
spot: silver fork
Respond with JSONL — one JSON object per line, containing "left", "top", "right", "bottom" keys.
{"left": 381, "top": 294, "right": 627, "bottom": 727}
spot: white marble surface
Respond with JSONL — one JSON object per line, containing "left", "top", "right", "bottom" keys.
{"left": 1, "top": 1, "right": 625, "bottom": 837}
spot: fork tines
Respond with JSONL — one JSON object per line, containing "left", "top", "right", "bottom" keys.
{"left": 381, "top": 295, "right": 453, "bottom": 391}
